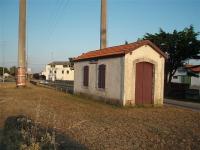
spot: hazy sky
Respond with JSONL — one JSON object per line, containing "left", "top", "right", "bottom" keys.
{"left": 0, "top": 0, "right": 200, "bottom": 73}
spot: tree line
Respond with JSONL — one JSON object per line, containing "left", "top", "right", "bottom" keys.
{"left": 0, "top": 66, "right": 17, "bottom": 76}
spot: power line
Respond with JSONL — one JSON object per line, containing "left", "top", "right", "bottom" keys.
{"left": 46, "top": 0, "right": 71, "bottom": 44}
{"left": 25, "top": 0, "right": 71, "bottom": 73}
{"left": 46, "top": 0, "right": 65, "bottom": 42}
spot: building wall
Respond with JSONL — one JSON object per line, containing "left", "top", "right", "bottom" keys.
{"left": 191, "top": 74, "right": 200, "bottom": 89}
{"left": 44, "top": 65, "right": 51, "bottom": 80}
{"left": 124, "top": 45, "right": 165, "bottom": 105}
{"left": 171, "top": 68, "right": 187, "bottom": 83}
{"left": 171, "top": 69, "right": 200, "bottom": 89}
{"left": 44, "top": 65, "right": 74, "bottom": 81}
{"left": 171, "top": 76, "right": 181, "bottom": 83}
{"left": 74, "top": 57, "right": 124, "bottom": 104}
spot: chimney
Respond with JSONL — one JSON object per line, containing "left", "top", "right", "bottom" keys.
{"left": 100, "top": 0, "right": 107, "bottom": 49}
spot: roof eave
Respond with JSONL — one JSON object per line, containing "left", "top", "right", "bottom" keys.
{"left": 74, "top": 53, "right": 125, "bottom": 62}
{"left": 123, "top": 41, "right": 168, "bottom": 59}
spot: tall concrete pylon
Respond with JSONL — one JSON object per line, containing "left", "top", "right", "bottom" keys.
{"left": 100, "top": 0, "right": 107, "bottom": 49}
{"left": 17, "top": 0, "right": 26, "bottom": 87}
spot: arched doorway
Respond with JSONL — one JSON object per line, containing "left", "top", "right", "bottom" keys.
{"left": 135, "top": 62, "right": 154, "bottom": 104}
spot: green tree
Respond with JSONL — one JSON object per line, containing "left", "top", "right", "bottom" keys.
{"left": 9, "top": 66, "right": 17, "bottom": 76}
{"left": 0, "top": 67, "right": 10, "bottom": 75}
{"left": 68, "top": 57, "right": 74, "bottom": 70}
{"left": 143, "top": 26, "right": 200, "bottom": 84}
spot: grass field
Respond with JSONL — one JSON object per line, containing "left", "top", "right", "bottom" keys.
{"left": 0, "top": 83, "right": 200, "bottom": 149}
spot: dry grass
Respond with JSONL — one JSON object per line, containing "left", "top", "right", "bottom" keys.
{"left": 0, "top": 83, "right": 200, "bottom": 150}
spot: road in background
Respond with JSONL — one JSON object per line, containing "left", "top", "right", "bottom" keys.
{"left": 164, "top": 98, "right": 200, "bottom": 112}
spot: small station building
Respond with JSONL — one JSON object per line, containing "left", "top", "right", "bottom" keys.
{"left": 74, "top": 40, "right": 167, "bottom": 106}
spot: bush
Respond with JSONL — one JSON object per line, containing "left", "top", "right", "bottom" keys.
{"left": 0, "top": 115, "right": 87, "bottom": 150}
{"left": 0, "top": 115, "right": 55, "bottom": 150}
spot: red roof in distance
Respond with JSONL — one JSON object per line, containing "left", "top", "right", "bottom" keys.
{"left": 186, "top": 65, "right": 200, "bottom": 73}
{"left": 74, "top": 40, "right": 167, "bottom": 62}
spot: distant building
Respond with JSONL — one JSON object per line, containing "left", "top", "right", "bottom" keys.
{"left": 3, "top": 73, "right": 10, "bottom": 78}
{"left": 172, "top": 65, "right": 200, "bottom": 89}
{"left": 42, "top": 61, "right": 74, "bottom": 81}
{"left": 74, "top": 40, "right": 167, "bottom": 106}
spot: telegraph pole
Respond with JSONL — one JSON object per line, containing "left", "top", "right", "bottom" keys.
{"left": 2, "top": 42, "right": 5, "bottom": 83}
{"left": 0, "top": 41, "right": 6, "bottom": 83}
{"left": 100, "top": 0, "right": 107, "bottom": 49}
{"left": 17, "top": 0, "right": 26, "bottom": 87}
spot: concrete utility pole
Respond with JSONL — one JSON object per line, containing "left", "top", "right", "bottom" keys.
{"left": 0, "top": 41, "right": 6, "bottom": 83}
{"left": 100, "top": 0, "right": 107, "bottom": 49}
{"left": 2, "top": 42, "right": 5, "bottom": 83}
{"left": 17, "top": 0, "right": 26, "bottom": 87}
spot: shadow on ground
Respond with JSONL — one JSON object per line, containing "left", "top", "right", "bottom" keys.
{"left": 0, "top": 115, "right": 87, "bottom": 150}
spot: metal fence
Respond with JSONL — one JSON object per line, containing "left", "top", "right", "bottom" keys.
{"left": 30, "top": 80, "right": 74, "bottom": 94}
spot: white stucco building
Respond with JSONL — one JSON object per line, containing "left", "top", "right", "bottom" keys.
{"left": 172, "top": 65, "right": 200, "bottom": 89}
{"left": 42, "top": 61, "right": 74, "bottom": 81}
{"left": 74, "top": 40, "right": 167, "bottom": 106}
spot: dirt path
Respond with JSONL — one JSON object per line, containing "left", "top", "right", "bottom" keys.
{"left": 0, "top": 83, "right": 200, "bottom": 150}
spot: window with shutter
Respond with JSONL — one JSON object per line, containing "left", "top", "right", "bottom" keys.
{"left": 98, "top": 64, "right": 106, "bottom": 89}
{"left": 83, "top": 66, "right": 89, "bottom": 87}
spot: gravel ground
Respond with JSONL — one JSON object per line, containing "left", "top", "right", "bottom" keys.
{"left": 0, "top": 83, "right": 200, "bottom": 150}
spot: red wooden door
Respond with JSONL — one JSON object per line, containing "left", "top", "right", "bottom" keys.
{"left": 135, "top": 62, "right": 153, "bottom": 104}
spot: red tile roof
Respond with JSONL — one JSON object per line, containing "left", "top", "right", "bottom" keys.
{"left": 74, "top": 40, "right": 167, "bottom": 62}
{"left": 187, "top": 65, "right": 200, "bottom": 73}
{"left": 185, "top": 64, "right": 194, "bottom": 68}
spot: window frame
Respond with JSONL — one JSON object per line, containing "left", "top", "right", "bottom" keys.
{"left": 98, "top": 64, "right": 106, "bottom": 89}
{"left": 83, "top": 66, "right": 89, "bottom": 87}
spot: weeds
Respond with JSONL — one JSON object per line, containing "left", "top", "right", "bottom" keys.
{"left": 0, "top": 98, "right": 87, "bottom": 150}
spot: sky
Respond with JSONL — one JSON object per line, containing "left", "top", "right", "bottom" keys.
{"left": 0, "top": 0, "right": 200, "bottom": 73}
